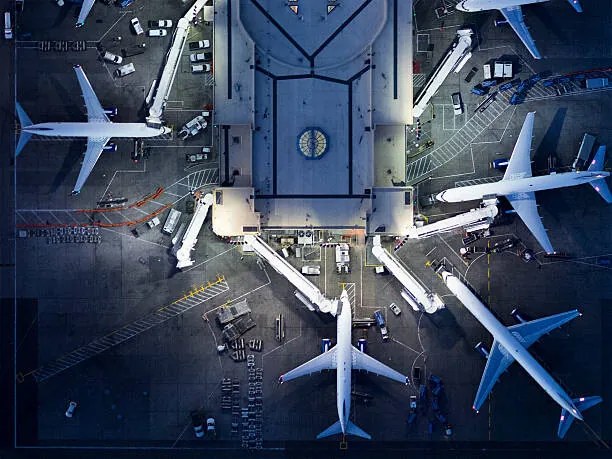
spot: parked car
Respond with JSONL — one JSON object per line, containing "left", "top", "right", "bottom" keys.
{"left": 451, "top": 92, "right": 463, "bottom": 116}
{"left": 301, "top": 265, "right": 321, "bottom": 276}
{"left": 190, "top": 52, "right": 210, "bottom": 63}
{"left": 206, "top": 418, "right": 216, "bottom": 438}
{"left": 130, "top": 17, "right": 144, "bottom": 35}
{"left": 389, "top": 302, "right": 401, "bottom": 316}
{"left": 191, "top": 411, "right": 204, "bottom": 438}
{"left": 146, "top": 217, "right": 160, "bottom": 229}
{"left": 65, "top": 401, "right": 77, "bottom": 418}
{"left": 464, "top": 66, "right": 478, "bottom": 83}
{"left": 191, "top": 63, "right": 211, "bottom": 73}
{"left": 114, "top": 62, "right": 135, "bottom": 78}
{"left": 148, "top": 29, "right": 167, "bottom": 37}
{"left": 189, "top": 40, "right": 210, "bottom": 50}
{"left": 148, "top": 19, "right": 172, "bottom": 28}
{"left": 186, "top": 152, "right": 206, "bottom": 163}
{"left": 102, "top": 50, "right": 123, "bottom": 64}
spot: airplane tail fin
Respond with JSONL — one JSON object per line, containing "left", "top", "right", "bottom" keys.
{"left": 557, "top": 396, "right": 602, "bottom": 438}
{"left": 565, "top": 0, "right": 583, "bottom": 13}
{"left": 15, "top": 102, "right": 33, "bottom": 156}
{"left": 316, "top": 420, "right": 371, "bottom": 440}
{"left": 587, "top": 146, "right": 612, "bottom": 203}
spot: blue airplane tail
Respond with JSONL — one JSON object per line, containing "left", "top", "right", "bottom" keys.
{"left": 316, "top": 420, "right": 371, "bottom": 440}
{"left": 565, "top": 0, "right": 583, "bottom": 13}
{"left": 15, "top": 102, "right": 33, "bottom": 156}
{"left": 557, "top": 396, "right": 602, "bottom": 438}
{"left": 587, "top": 145, "right": 612, "bottom": 203}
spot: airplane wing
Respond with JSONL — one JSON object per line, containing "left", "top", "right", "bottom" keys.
{"left": 503, "top": 112, "right": 535, "bottom": 180}
{"left": 351, "top": 347, "right": 408, "bottom": 385}
{"left": 77, "top": 0, "right": 96, "bottom": 27}
{"left": 506, "top": 191, "right": 554, "bottom": 253}
{"left": 473, "top": 340, "right": 515, "bottom": 411}
{"left": 279, "top": 347, "right": 337, "bottom": 383}
{"left": 507, "top": 309, "right": 580, "bottom": 348}
{"left": 73, "top": 65, "right": 110, "bottom": 123}
{"left": 500, "top": 6, "right": 542, "bottom": 59}
{"left": 72, "top": 136, "right": 110, "bottom": 194}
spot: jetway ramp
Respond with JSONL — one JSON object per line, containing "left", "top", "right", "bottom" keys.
{"left": 372, "top": 236, "right": 444, "bottom": 314}
{"left": 409, "top": 204, "right": 498, "bottom": 239}
{"left": 176, "top": 192, "right": 213, "bottom": 269}
{"left": 413, "top": 29, "right": 473, "bottom": 119}
{"left": 147, "top": 0, "right": 207, "bottom": 127}
{"left": 244, "top": 235, "right": 338, "bottom": 316}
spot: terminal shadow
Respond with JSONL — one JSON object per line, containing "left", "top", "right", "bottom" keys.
{"left": 47, "top": 140, "right": 85, "bottom": 194}
{"left": 534, "top": 108, "right": 567, "bottom": 170}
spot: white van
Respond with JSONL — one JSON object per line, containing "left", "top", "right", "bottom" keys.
{"left": 4, "top": 12, "right": 13, "bottom": 40}
{"left": 114, "top": 63, "right": 135, "bottom": 78}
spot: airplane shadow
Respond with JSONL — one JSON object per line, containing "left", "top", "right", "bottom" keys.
{"left": 528, "top": 4, "right": 569, "bottom": 46}
{"left": 418, "top": 307, "right": 467, "bottom": 351}
{"left": 534, "top": 107, "right": 567, "bottom": 170}
{"left": 47, "top": 140, "right": 85, "bottom": 194}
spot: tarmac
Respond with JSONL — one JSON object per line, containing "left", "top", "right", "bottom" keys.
{"left": 0, "top": 0, "right": 611, "bottom": 456}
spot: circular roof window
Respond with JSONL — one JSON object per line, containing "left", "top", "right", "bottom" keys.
{"left": 297, "top": 127, "right": 329, "bottom": 159}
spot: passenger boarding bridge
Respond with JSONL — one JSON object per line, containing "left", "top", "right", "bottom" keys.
{"left": 372, "top": 236, "right": 444, "bottom": 314}
{"left": 176, "top": 193, "right": 213, "bottom": 269}
{"left": 243, "top": 235, "right": 338, "bottom": 316}
{"left": 413, "top": 29, "right": 473, "bottom": 119}
{"left": 146, "top": 0, "right": 207, "bottom": 128}
{"left": 408, "top": 203, "right": 498, "bottom": 239}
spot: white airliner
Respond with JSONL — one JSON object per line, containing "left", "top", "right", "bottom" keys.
{"left": 76, "top": 0, "right": 96, "bottom": 28}
{"left": 279, "top": 290, "right": 409, "bottom": 440}
{"left": 436, "top": 112, "right": 611, "bottom": 253}
{"left": 436, "top": 265, "right": 601, "bottom": 438}
{"left": 455, "top": 0, "right": 583, "bottom": 59}
{"left": 16, "top": 65, "right": 171, "bottom": 195}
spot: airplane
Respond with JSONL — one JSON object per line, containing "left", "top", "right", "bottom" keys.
{"left": 278, "top": 289, "right": 409, "bottom": 440}
{"left": 76, "top": 0, "right": 96, "bottom": 28}
{"left": 16, "top": 65, "right": 171, "bottom": 195}
{"left": 454, "top": 0, "right": 583, "bottom": 59}
{"left": 435, "top": 264, "right": 601, "bottom": 438}
{"left": 436, "top": 111, "right": 611, "bottom": 253}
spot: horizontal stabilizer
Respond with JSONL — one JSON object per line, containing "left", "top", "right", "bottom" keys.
{"left": 316, "top": 420, "right": 343, "bottom": 439}
{"left": 587, "top": 146, "right": 612, "bottom": 203}
{"left": 15, "top": 102, "right": 33, "bottom": 156}
{"left": 507, "top": 309, "right": 580, "bottom": 348}
{"left": 346, "top": 420, "right": 371, "bottom": 439}
{"left": 558, "top": 396, "right": 602, "bottom": 438}
{"left": 587, "top": 145, "right": 607, "bottom": 172}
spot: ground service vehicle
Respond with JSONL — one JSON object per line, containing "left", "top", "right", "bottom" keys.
{"left": 130, "top": 18, "right": 144, "bottom": 35}
{"left": 102, "top": 51, "right": 123, "bottom": 64}
{"left": 65, "top": 401, "right": 77, "bottom": 418}
{"left": 191, "top": 63, "right": 211, "bottom": 73}
{"left": 114, "top": 63, "right": 135, "bottom": 78}
{"left": 373, "top": 309, "right": 389, "bottom": 341}
{"left": 4, "top": 12, "right": 12, "bottom": 39}
{"left": 163, "top": 209, "right": 182, "bottom": 235}
{"left": 389, "top": 303, "right": 402, "bottom": 316}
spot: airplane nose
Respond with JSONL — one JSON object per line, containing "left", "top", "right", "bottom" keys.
{"left": 455, "top": 1, "right": 468, "bottom": 12}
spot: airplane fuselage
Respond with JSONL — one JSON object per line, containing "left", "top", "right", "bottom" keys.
{"left": 436, "top": 171, "right": 610, "bottom": 203}
{"left": 455, "top": 0, "right": 548, "bottom": 12}
{"left": 441, "top": 272, "right": 582, "bottom": 420}
{"left": 23, "top": 122, "right": 170, "bottom": 138}
{"left": 335, "top": 293, "right": 353, "bottom": 436}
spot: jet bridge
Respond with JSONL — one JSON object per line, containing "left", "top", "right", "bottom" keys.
{"left": 146, "top": 0, "right": 207, "bottom": 127}
{"left": 243, "top": 235, "right": 338, "bottom": 316}
{"left": 413, "top": 29, "right": 473, "bottom": 119}
{"left": 408, "top": 203, "right": 498, "bottom": 239}
{"left": 372, "top": 236, "right": 444, "bottom": 314}
{"left": 176, "top": 192, "right": 213, "bottom": 269}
